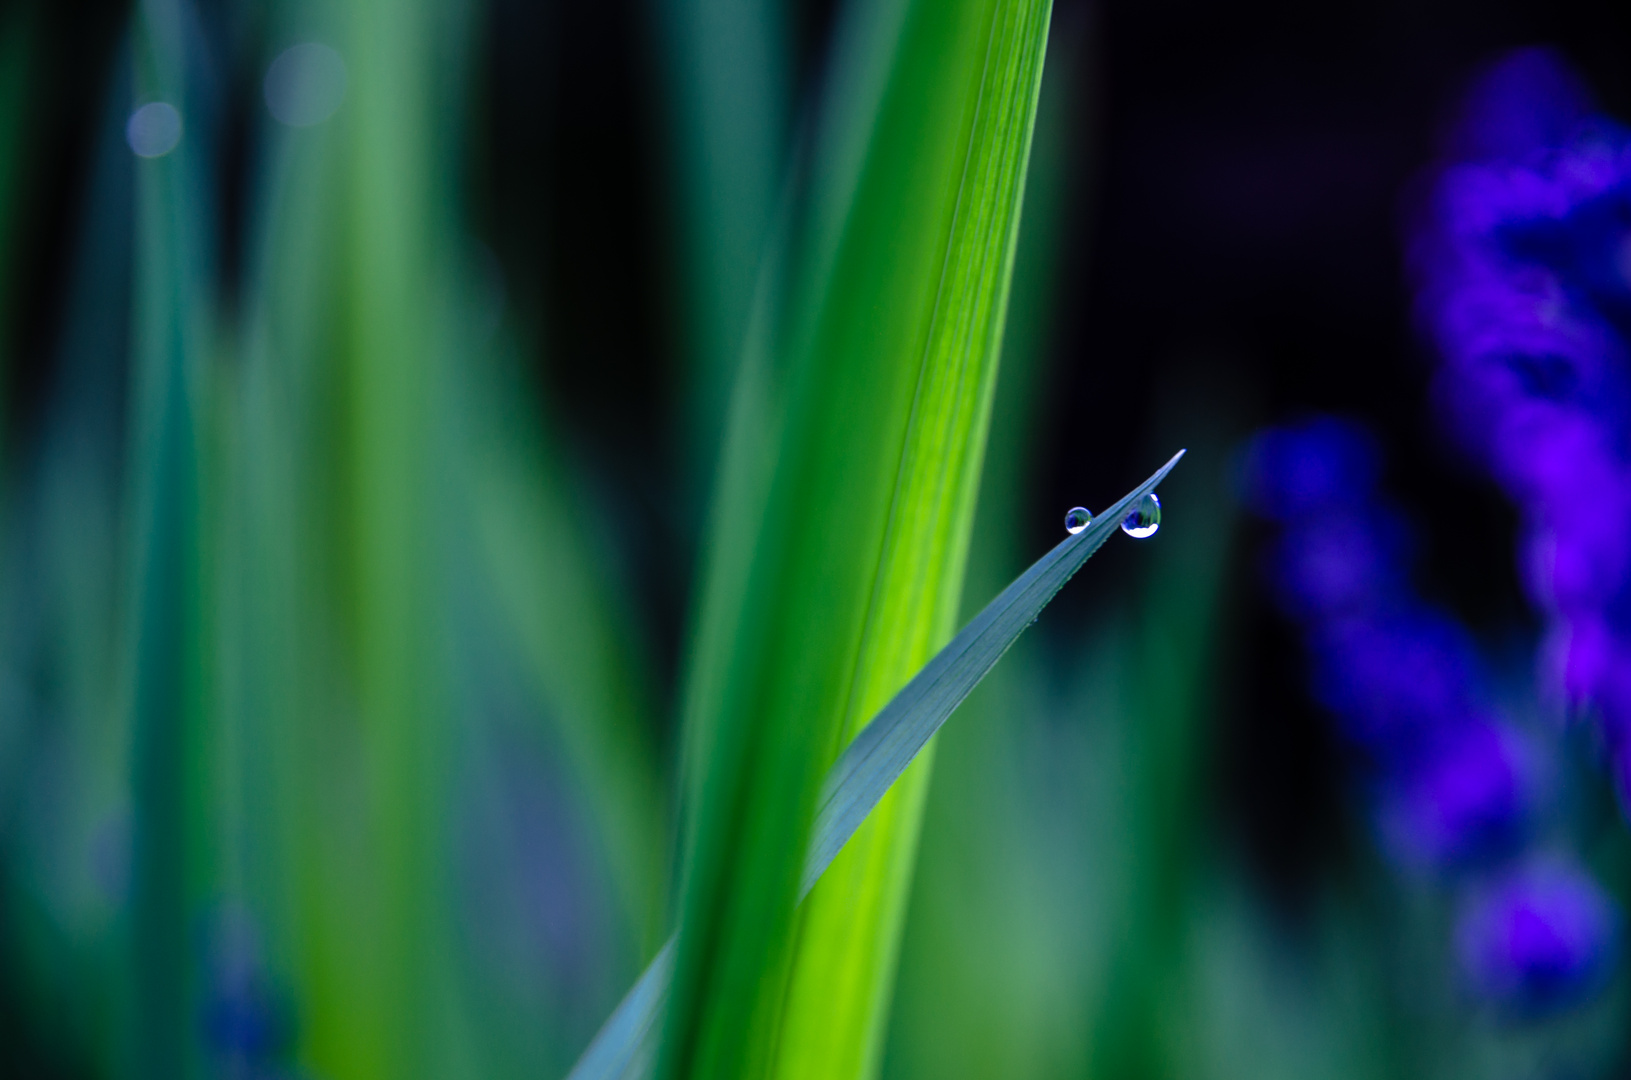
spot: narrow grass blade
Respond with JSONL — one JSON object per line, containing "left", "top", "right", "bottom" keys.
{"left": 654, "top": 0, "right": 787, "bottom": 488}
{"left": 766, "top": 1, "right": 1063, "bottom": 1072}
{"left": 305, "top": 0, "right": 454, "bottom": 1072}
{"left": 802, "top": 448, "right": 1184, "bottom": 893}
{"left": 883, "top": 30, "right": 1091, "bottom": 1073}
{"left": 566, "top": 449, "right": 1184, "bottom": 1080}
{"left": 662, "top": 0, "right": 1058, "bottom": 1073}
{"left": 568, "top": 941, "right": 676, "bottom": 1080}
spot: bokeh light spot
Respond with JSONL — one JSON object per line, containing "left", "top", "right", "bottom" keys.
{"left": 126, "top": 102, "right": 182, "bottom": 158}
{"left": 264, "top": 43, "right": 347, "bottom": 128}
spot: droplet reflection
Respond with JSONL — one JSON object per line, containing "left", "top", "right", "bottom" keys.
{"left": 1064, "top": 507, "right": 1092, "bottom": 535}
{"left": 1121, "top": 492, "right": 1161, "bottom": 538}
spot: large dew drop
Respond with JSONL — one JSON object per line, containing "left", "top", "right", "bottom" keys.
{"left": 1121, "top": 492, "right": 1161, "bottom": 538}
{"left": 1064, "top": 507, "right": 1092, "bottom": 535}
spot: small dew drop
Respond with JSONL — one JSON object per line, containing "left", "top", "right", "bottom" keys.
{"left": 1121, "top": 492, "right": 1161, "bottom": 538}
{"left": 1064, "top": 506, "right": 1092, "bottom": 535}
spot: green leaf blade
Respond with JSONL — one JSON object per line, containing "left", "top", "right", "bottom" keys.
{"left": 766, "top": 0, "right": 1056, "bottom": 1071}
{"left": 656, "top": 0, "right": 1063, "bottom": 1075}
{"left": 802, "top": 450, "right": 1185, "bottom": 895}
{"left": 565, "top": 451, "right": 1184, "bottom": 1080}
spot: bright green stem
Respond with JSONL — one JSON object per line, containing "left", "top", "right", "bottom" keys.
{"left": 659, "top": 0, "right": 1052, "bottom": 1076}
{"left": 772, "top": 1, "right": 1052, "bottom": 1074}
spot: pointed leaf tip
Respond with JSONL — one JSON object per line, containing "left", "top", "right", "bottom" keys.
{"left": 565, "top": 450, "right": 1186, "bottom": 1080}
{"left": 802, "top": 450, "right": 1186, "bottom": 892}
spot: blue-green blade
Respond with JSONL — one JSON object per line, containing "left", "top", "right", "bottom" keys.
{"left": 801, "top": 448, "right": 1184, "bottom": 893}
{"left": 569, "top": 941, "right": 677, "bottom": 1080}
{"left": 566, "top": 449, "right": 1185, "bottom": 1080}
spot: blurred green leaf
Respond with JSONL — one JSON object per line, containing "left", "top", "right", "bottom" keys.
{"left": 220, "top": 1, "right": 466, "bottom": 1076}
{"left": 464, "top": 353, "right": 667, "bottom": 964}
{"left": 126, "top": 4, "right": 216, "bottom": 1075}
{"left": 223, "top": 5, "right": 672, "bottom": 1077}
{"left": 656, "top": 0, "right": 788, "bottom": 489}
{"left": 0, "top": 53, "right": 135, "bottom": 1078}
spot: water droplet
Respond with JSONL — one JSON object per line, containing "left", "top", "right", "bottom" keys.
{"left": 1121, "top": 492, "right": 1161, "bottom": 538}
{"left": 126, "top": 102, "right": 182, "bottom": 158}
{"left": 1064, "top": 507, "right": 1092, "bottom": 534}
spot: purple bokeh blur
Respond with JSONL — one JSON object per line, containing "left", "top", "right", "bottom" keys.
{"left": 1457, "top": 860, "right": 1619, "bottom": 1013}
{"left": 1247, "top": 415, "right": 1618, "bottom": 1006}
{"left": 1246, "top": 417, "right": 1532, "bottom": 869}
{"left": 1411, "top": 48, "right": 1631, "bottom": 790}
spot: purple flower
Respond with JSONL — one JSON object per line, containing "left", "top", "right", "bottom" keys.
{"left": 1496, "top": 181, "right": 1631, "bottom": 333}
{"left": 1247, "top": 416, "right": 1534, "bottom": 867}
{"left": 1412, "top": 48, "right": 1631, "bottom": 790}
{"left": 1244, "top": 416, "right": 1381, "bottom": 521}
{"left": 1376, "top": 720, "right": 1531, "bottom": 868}
{"left": 1438, "top": 47, "right": 1592, "bottom": 164}
{"left": 1456, "top": 860, "right": 1620, "bottom": 1012}
{"left": 1248, "top": 397, "right": 1622, "bottom": 1007}
{"left": 1309, "top": 611, "right": 1482, "bottom": 754}
{"left": 1270, "top": 509, "right": 1409, "bottom": 620}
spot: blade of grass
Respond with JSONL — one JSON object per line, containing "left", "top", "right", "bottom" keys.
{"left": 307, "top": 0, "right": 454, "bottom": 1073}
{"left": 229, "top": 30, "right": 360, "bottom": 1080}
{"left": 243, "top": 4, "right": 664, "bottom": 1075}
{"left": 767, "top": 0, "right": 1059, "bottom": 1072}
{"left": 803, "top": 450, "right": 1184, "bottom": 893}
{"left": 568, "top": 450, "right": 1184, "bottom": 1080}
{"left": 570, "top": 940, "right": 678, "bottom": 1080}
{"left": 881, "top": 26, "right": 1089, "bottom": 1073}
{"left": 227, "top": 1, "right": 469, "bottom": 1075}
{"left": 656, "top": 0, "right": 1058, "bottom": 1076}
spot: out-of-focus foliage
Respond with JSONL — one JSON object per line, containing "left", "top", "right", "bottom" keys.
{"left": 4, "top": 0, "right": 664, "bottom": 1076}
{"left": 4, "top": 0, "right": 1631, "bottom": 1079}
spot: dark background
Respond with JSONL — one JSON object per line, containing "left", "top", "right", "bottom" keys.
{"left": 5, "top": 2, "right": 1631, "bottom": 1071}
